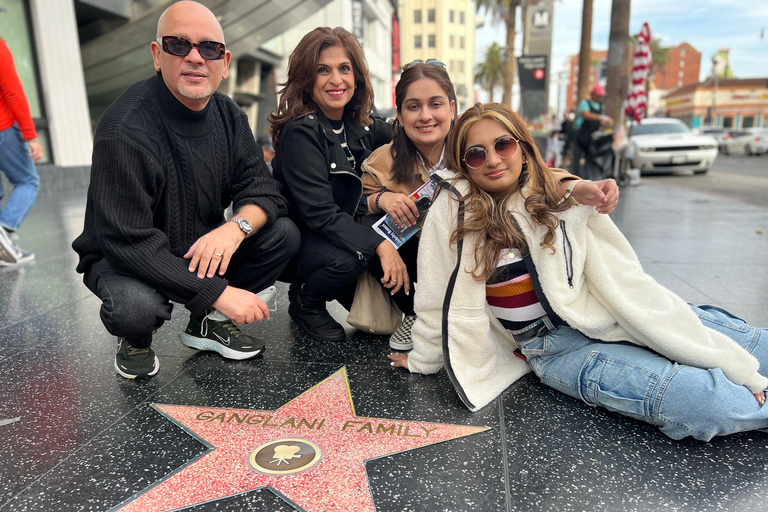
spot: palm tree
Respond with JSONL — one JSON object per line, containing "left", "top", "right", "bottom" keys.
{"left": 576, "top": 0, "right": 594, "bottom": 104}
{"left": 476, "top": 0, "right": 523, "bottom": 107}
{"left": 475, "top": 42, "right": 506, "bottom": 102}
{"left": 604, "top": 0, "right": 631, "bottom": 123}
{"left": 646, "top": 37, "right": 670, "bottom": 87}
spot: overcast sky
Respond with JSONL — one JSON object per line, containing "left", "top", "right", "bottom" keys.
{"left": 474, "top": 0, "right": 768, "bottom": 105}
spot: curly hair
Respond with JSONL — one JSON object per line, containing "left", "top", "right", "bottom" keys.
{"left": 390, "top": 63, "right": 456, "bottom": 187}
{"left": 268, "top": 27, "right": 374, "bottom": 149}
{"left": 445, "top": 102, "right": 571, "bottom": 282}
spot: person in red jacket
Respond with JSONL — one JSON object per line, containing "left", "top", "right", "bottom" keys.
{"left": 0, "top": 37, "right": 43, "bottom": 265}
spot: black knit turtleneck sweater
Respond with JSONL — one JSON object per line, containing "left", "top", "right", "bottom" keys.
{"left": 73, "top": 74, "right": 288, "bottom": 318}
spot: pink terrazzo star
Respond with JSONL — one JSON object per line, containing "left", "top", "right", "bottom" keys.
{"left": 113, "top": 368, "right": 488, "bottom": 512}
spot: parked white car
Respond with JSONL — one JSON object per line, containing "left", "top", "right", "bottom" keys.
{"left": 721, "top": 128, "right": 768, "bottom": 155}
{"left": 630, "top": 118, "right": 719, "bottom": 175}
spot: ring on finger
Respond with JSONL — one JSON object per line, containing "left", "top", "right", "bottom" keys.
{"left": 213, "top": 252, "right": 223, "bottom": 258}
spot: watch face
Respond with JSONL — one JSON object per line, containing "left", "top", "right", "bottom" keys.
{"left": 233, "top": 218, "right": 252, "bottom": 234}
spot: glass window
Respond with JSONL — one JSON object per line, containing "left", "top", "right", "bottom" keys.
{"left": 458, "top": 61, "right": 464, "bottom": 73}
{"left": 460, "top": 36, "right": 465, "bottom": 49}
{"left": 449, "top": 35, "right": 454, "bottom": 48}
{"left": 428, "top": 9, "right": 435, "bottom": 23}
{"left": 428, "top": 34, "right": 436, "bottom": 48}
{"left": 414, "top": 35, "right": 422, "bottom": 49}
{"left": 681, "top": 48, "right": 686, "bottom": 57}
{"left": 743, "top": 116, "right": 755, "bottom": 128}
{"left": 723, "top": 117, "right": 733, "bottom": 128}
{"left": 449, "top": 10, "right": 454, "bottom": 23}
{"left": 414, "top": 10, "right": 422, "bottom": 23}
{"left": 460, "top": 11, "right": 465, "bottom": 24}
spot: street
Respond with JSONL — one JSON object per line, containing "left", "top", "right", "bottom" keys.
{"left": 640, "top": 152, "right": 768, "bottom": 207}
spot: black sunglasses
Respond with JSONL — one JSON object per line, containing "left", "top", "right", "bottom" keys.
{"left": 157, "top": 35, "right": 226, "bottom": 61}
{"left": 403, "top": 59, "right": 446, "bottom": 70}
{"left": 463, "top": 135, "right": 520, "bottom": 169}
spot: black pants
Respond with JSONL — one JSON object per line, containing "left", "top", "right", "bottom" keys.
{"left": 367, "top": 235, "right": 418, "bottom": 316}
{"left": 279, "top": 231, "right": 368, "bottom": 311}
{"left": 83, "top": 217, "right": 300, "bottom": 348}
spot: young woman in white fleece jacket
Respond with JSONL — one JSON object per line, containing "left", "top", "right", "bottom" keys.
{"left": 389, "top": 102, "right": 768, "bottom": 442}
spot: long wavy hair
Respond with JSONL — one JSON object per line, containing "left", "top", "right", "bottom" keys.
{"left": 268, "top": 27, "right": 374, "bottom": 149}
{"left": 390, "top": 63, "right": 456, "bottom": 187}
{"left": 445, "top": 102, "right": 570, "bottom": 281}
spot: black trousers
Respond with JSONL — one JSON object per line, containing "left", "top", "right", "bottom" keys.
{"left": 83, "top": 217, "right": 301, "bottom": 348}
{"left": 279, "top": 231, "right": 367, "bottom": 311}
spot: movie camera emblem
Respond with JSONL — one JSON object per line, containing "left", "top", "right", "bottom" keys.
{"left": 248, "top": 438, "right": 322, "bottom": 475}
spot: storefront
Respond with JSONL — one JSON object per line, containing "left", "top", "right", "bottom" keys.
{"left": 663, "top": 78, "right": 768, "bottom": 129}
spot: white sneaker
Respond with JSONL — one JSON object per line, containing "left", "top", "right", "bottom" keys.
{"left": 0, "top": 228, "right": 34, "bottom": 266}
{"left": 389, "top": 315, "right": 416, "bottom": 351}
{"left": 0, "top": 227, "right": 18, "bottom": 264}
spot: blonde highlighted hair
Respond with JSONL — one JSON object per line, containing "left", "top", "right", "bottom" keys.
{"left": 445, "top": 102, "right": 571, "bottom": 281}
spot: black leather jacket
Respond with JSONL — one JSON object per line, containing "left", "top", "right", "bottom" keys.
{"left": 273, "top": 110, "right": 391, "bottom": 260}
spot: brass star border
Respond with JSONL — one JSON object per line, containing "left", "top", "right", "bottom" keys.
{"left": 110, "top": 368, "right": 489, "bottom": 511}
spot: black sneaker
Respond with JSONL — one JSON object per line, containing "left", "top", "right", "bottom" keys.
{"left": 114, "top": 337, "right": 160, "bottom": 379}
{"left": 178, "top": 313, "right": 265, "bottom": 360}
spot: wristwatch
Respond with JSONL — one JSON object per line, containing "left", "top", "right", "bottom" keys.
{"left": 229, "top": 217, "right": 253, "bottom": 237}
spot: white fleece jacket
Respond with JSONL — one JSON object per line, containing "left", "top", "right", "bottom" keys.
{"left": 408, "top": 172, "right": 767, "bottom": 411}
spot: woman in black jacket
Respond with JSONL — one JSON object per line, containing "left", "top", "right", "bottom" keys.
{"left": 270, "top": 27, "right": 406, "bottom": 342}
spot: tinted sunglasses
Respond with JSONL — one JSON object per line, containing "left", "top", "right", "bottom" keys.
{"left": 463, "top": 135, "right": 519, "bottom": 169}
{"left": 157, "top": 35, "right": 226, "bottom": 61}
{"left": 403, "top": 59, "right": 446, "bottom": 70}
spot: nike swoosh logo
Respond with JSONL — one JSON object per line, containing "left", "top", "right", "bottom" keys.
{"left": 213, "top": 333, "right": 230, "bottom": 346}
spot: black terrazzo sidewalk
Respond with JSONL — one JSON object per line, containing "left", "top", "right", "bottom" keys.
{"left": 1, "top": 179, "right": 767, "bottom": 512}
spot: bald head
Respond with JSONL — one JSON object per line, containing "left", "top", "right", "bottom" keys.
{"left": 157, "top": 1, "right": 225, "bottom": 43}
{"left": 151, "top": 0, "right": 231, "bottom": 111}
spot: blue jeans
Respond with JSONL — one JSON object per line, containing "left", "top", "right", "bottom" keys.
{"left": 515, "top": 305, "right": 768, "bottom": 441}
{"left": 0, "top": 124, "right": 39, "bottom": 231}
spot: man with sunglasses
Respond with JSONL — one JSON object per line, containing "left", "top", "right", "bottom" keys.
{"left": 73, "top": 1, "right": 299, "bottom": 379}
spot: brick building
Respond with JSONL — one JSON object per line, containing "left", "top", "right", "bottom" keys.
{"left": 564, "top": 50, "right": 607, "bottom": 113}
{"left": 652, "top": 42, "right": 701, "bottom": 91}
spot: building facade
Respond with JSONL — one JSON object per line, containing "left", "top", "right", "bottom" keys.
{"left": 3, "top": 0, "right": 338, "bottom": 170}
{"left": 397, "top": 0, "right": 475, "bottom": 112}
{"left": 663, "top": 78, "right": 768, "bottom": 129}
{"left": 565, "top": 42, "right": 702, "bottom": 120}
{"left": 564, "top": 50, "right": 607, "bottom": 113}
{"left": 652, "top": 42, "right": 701, "bottom": 91}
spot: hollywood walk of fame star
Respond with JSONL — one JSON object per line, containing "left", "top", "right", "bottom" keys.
{"left": 111, "top": 368, "right": 488, "bottom": 512}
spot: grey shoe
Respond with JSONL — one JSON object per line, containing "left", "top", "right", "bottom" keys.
{"left": 389, "top": 315, "right": 416, "bottom": 351}
{"left": 114, "top": 337, "right": 160, "bottom": 379}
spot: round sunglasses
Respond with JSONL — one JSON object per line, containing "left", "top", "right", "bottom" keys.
{"left": 157, "top": 35, "right": 226, "bottom": 61}
{"left": 463, "top": 135, "right": 520, "bottom": 169}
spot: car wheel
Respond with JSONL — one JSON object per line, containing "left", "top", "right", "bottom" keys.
{"left": 747, "top": 145, "right": 753, "bottom": 156}
{"left": 723, "top": 145, "right": 730, "bottom": 155}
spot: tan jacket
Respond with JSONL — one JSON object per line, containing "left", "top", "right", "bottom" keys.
{"left": 361, "top": 142, "right": 427, "bottom": 213}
